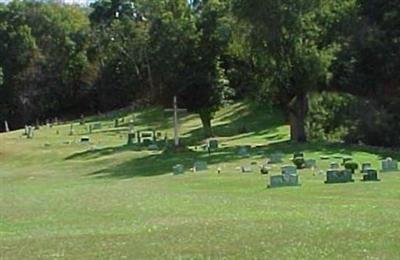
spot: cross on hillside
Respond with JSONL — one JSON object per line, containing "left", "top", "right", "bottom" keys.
{"left": 164, "top": 96, "right": 187, "bottom": 147}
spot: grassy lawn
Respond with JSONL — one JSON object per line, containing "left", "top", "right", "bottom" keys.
{"left": 1, "top": 104, "right": 399, "bottom": 259}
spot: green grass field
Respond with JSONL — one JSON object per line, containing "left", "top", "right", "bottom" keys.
{"left": 1, "top": 103, "right": 400, "bottom": 259}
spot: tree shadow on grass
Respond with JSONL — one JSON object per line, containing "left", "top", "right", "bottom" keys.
{"left": 261, "top": 141, "right": 400, "bottom": 161}
{"left": 65, "top": 144, "right": 148, "bottom": 160}
{"left": 86, "top": 146, "right": 247, "bottom": 179}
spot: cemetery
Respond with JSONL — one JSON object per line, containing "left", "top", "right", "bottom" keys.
{"left": 1, "top": 1, "right": 399, "bottom": 257}
{"left": 1, "top": 103, "right": 399, "bottom": 259}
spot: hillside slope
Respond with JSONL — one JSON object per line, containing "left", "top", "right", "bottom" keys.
{"left": 1, "top": 103, "right": 399, "bottom": 259}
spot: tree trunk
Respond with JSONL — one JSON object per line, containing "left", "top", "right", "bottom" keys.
{"left": 199, "top": 111, "right": 213, "bottom": 138}
{"left": 289, "top": 93, "right": 308, "bottom": 143}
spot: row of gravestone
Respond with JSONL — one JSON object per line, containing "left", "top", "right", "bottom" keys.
{"left": 173, "top": 161, "right": 209, "bottom": 175}
{"left": 268, "top": 164, "right": 382, "bottom": 188}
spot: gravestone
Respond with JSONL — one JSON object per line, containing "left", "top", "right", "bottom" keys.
{"left": 241, "top": 165, "right": 252, "bottom": 173}
{"left": 238, "top": 146, "right": 251, "bottom": 157}
{"left": 329, "top": 162, "right": 340, "bottom": 169}
{"left": 80, "top": 114, "right": 85, "bottom": 125}
{"left": 268, "top": 153, "right": 284, "bottom": 164}
{"left": 80, "top": 136, "right": 90, "bottom": 143}
{"left": 129, "top": 120, "right": 134, "bottom": 133}
{"left": 127, "top": 133, "right": 136, "bottom": 145}
{"left": 173, "top": 164, "right": 184, "bottom": 175}
{"left": 362, "top": 169, "right": 380, "bottom": 182}
{"left": 381, "top": 158, "right": 398, "bottom": 172}
{"left": 27, "top": 126, "right": 34, "bottom": 139}
{"left": 23, "top": 125, "right": 29, "bottom": 136}
{"left": 69, "top": 124, "right": 74, "bottom": 136}
{"left": 114, "top": 119, "right": 119, "bottom": 128}
{"left": 148, "top": 144, "right": 159, "bottom": 151}
{"left": 194, "top": 161, "right": 208, "bottom": 172}
{"left": 4, "top": 120, "right": 9, "bottom": 132}
{"left": 281, "top": 165, "right": 297, "bottom": 176}
{"left": 361, "top": 163, "right": 372, "bottom": 173}
{"left": 325, "top": 169, "right": 354, "bottom": 184}
{"left": 140, "top": 131, "right": 155, "bottom": 145}
{"left": 92, "top": 123, "right": 102, "bottom": 130}
{"left": 208, "top": 139, "right": 219, "bottom": 150}
{"left": 305, "top": 159, "right": 317, "bottom": 169}
{"left": 268, "top": 168, "right": 300, "bottom": 188}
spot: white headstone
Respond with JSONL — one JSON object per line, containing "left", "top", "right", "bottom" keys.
{"left": 4, "top": 120, "right": 9, "bottom": 132}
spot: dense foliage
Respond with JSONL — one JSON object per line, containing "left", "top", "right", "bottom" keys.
{"left": 0, "top": 0, "right": 399, "bottom": 146}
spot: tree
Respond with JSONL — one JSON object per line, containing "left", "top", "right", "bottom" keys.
{"left": 182, "top": 0, "right": 232, "bottom": 137}
{"left": 233, "top": 0, "right": 356, "bottom": 142}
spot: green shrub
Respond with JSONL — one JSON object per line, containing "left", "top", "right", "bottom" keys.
{"left": 344, "top": 162, "right": 359, "bottom": 173}
{"left": 293, "top": 157, "right": 305, "bottom": 169}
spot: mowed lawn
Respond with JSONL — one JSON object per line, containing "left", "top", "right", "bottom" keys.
{"left": 1, "top": 104, "right": 400, "bottom": 259}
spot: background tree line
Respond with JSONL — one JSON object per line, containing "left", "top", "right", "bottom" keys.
{"left": 0, "top": 0, "right": 399, "bottom": 146}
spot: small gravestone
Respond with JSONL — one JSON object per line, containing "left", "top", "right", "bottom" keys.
{"left": 238, "top": 146, "right": 251, "bottom": 157}
{"left": 80, "top": 114, "right": 85, "bottom": 125}
{"left": 140, "top": 131, "right": 155, "bottom": 144}
{"left": 208, "top": 139, "right": 219, "bottom": 150}
{"left": 362, "top": 169, "right": 380, "bottom": 182}
{"left": 80, "top": 136, "right": 90, "bottom": 143}
{"left": 305, "top": 159, "right": 317, "bottom": 169}
{"left": 127, "top": 133, "right": 136, "bottom": 145}
{"left": 268, "top": 153, "right": 284, "bottom": 164}
{"left": 241, "top": 165, "right": 252, "bottom": 173}
{"left": 23, "top": 125, "right": 29, "bottom": 136}
{"left": 361, "top": 163, "right": 372, "bottom": 173}
{"left": 92, "top": 123, "right": 102, "bottom": 130}
{"left": 325, "top": 169, "right": 354, "bottom": 184}
{"left": 194, "top": 161, "right": 208, "bottom": 172}
{"left": 329, "top": 162, "right": 340, "bottom": 169}
{"left": 173, "top": 164, "right": 184, "bottom": 175}
{"left": 129, "top": 120, "right": 134, "bottom": 133}
{"left": 4, "top": 120, "right": 9, "bottom": 132}
{"left": 69, "top": 124, "right": 74, "bottom": 136}
{"left": 381, "top": 158, "right": 398, "bottom": 172}
{"left": 27, "top": 126, "right": 34, "bottom": 139}
{"left": 148, "top": 144, "right": 159, "bottom": 151}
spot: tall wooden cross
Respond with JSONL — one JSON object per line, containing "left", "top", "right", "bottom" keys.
{"left": 164, "top": 96, "right": 187, "bottom": 147}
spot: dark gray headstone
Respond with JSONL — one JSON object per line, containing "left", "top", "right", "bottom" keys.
{"left": 194, "top": 161, "right": 208, "bottom": 172}
{"left": 173, "top": 164, "right": 184, "bottom": 175}
{"left": 325, "top": 169, "right": 354, "bottom": 184}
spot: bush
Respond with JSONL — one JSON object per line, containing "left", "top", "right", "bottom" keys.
{"left": 293, "top": 157, "right": 305, "bottom": 169}
{"left": 344, "top": 162, "right": 359, "bottom": 174}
